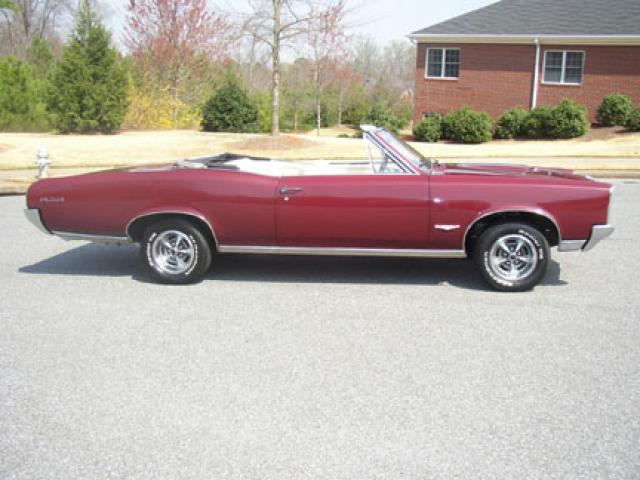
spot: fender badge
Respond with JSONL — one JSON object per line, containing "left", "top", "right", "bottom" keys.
{"left": 40, "top": 197, "right": 65, "bottom": 203}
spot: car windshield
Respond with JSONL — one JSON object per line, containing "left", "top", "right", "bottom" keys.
{"left": 375, "top": 129, "right": 431, "bottom": 171}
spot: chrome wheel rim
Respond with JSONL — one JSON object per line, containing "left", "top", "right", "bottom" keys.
{"left": 150, "top": 230, "right": 196, "bottom": 275}
{"left": 488, "top": 234, "right": 538, "bottom": 282}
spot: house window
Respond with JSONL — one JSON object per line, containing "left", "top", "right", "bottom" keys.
{"left": 543, "top": 51, "right": 584, "bottom": 85}
{"left": 426, "top": 48, "right": 460, "bottom": 79}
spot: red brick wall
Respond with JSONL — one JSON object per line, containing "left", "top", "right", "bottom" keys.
{"left": 536, "top": 45, "right": 640, "bottom": 121}
{"left": 414, "top": 43, "right": 640, "bottom": 124}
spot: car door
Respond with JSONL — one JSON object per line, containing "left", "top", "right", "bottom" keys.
{"left": 275, "top": 174, "right": 431, "bottom": 249}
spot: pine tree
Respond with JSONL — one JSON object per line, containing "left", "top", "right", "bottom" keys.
{"left": 47, "top": 0, "right": 129, "bottom": 134}
{"left": 26, "top": 38, "right": 55, "bottom": 80}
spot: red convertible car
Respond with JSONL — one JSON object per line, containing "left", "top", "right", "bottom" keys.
{"left": 24, "top": 126, "right": 614, "bottom": 291}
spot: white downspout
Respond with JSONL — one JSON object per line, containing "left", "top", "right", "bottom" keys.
{"left": 531, "top": 37, "right": 540, "bottom": 109}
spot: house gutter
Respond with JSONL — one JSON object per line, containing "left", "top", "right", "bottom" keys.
{"left": 531, "top": 37, "right": 540, "bottom": 109}
{"left": 406, "top": 34, "right": 640, "bottom": 46}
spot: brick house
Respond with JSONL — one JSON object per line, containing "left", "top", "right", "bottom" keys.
{"left": 408, "top": 0, "right": 640, "bottom": 124}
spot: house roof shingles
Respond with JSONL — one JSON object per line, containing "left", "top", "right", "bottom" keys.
{"left": 411, "top": 0, "right": 640, "bottom": 37}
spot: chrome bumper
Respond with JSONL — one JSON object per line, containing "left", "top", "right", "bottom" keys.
{"left": 558, "top": 224, "right": 614, "bottom": 252}
{"left": 583, "top": 224, "right": 614, "bottom": 251}
{"left": 24, "top": 208, "right": 50, "bottom": 235}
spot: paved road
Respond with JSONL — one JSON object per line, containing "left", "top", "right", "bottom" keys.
{"left": 1, "top": 181, "right": 639, "bottom": 480}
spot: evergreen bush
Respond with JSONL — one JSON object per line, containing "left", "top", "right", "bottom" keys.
{"left": 626, "top": 107, "right": 640, "bottom": 132}
{"left": 443, "top": 107, "right": 493, "bottom": 143}
{"left": 201, "top": 79, "right": 259, "bottom": 133}
{"left": 597, "top": 93, "right": 633, "bottom": 126}
{"left": 521, "top": 106, "right": 553, "bottom": 138}
{"left": 547, "top": 99, "right": 589, "bottom": 139}
{"left": 366, "top": 103, "right": 405, "bottom": 134}
{"left": 413, "top": 115, "right": 441, "bottom": 142}
{"left": 0, "top": 56, "right": 49, "bottom": 131}
{"left": 494, "top": 107, "right": 528, "bottom": 139}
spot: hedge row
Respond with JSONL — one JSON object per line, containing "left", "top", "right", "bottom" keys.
{"left": 414, "top": 93, "right": 640, "bottom": 144}
{"left": 413, "top": 99, "right": 588, "bottom": 144}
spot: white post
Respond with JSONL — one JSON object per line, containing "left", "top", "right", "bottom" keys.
{"left": 531, "top": 38, "right": 541, "bottom": 110}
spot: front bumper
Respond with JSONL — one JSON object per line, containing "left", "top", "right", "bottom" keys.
{"left": 24, "top": 208, "right": 50, "bottom": 235}
{"left": 583, "top": 224, "right": 614, "bottom": 252}
{"left": 558, "top": 224, "right": 614, "bottom": 252}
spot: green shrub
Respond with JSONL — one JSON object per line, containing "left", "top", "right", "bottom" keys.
{"left": 521, "top": 106, "right": 553, "bottom": 138}
{"left": 366, "top": 103, "right": 405, "bottom": 134}
{"left": 547, "top": 99, "right": 589, "bottom": 138}
{"left": 440, "top": 114, "right": 453, "bottom": 140}
{"left": 413, "top": 115, "right": 441, "bottom": 142}
{"left": 443, "top": 107, "right": 493, "bottom": 143}
{"left": 201, "top": 79, "right": 259, "bottom": 133}
{"left": 626, "top": 107, "right": 640, "bottom": 132}
{"left": 494, "top": 107, "right": 528, "bottom": 139}
{"left": 597, "top": 93, "right": 633, "bottom": 126}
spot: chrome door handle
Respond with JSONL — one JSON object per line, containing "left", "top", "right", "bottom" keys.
{"left": 279, "top": 187, "right": 303, "bottom": 195}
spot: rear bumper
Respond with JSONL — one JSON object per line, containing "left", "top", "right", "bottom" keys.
{"left": 24, "top": 208, "right": 50, "bottom": 235}
{"left": 558, "top": 224, "right": 614, "bottom": 252}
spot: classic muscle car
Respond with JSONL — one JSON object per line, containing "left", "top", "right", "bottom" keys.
{"left": 24, "top": 126, "right": 614, "bottom": 291}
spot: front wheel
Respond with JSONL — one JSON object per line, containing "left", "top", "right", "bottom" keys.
{"left": 140, "top": 219, "right": 212, "bottom": 284}
{"left": 474, "top": 222, "right": 549, "bottom": 292}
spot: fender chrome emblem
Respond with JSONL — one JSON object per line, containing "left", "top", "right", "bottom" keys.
{"left": 434, "top": 224, "right": 461, "bottom": 231}
{"left": 40, "top": 197, "right": 65, "bottom": 203}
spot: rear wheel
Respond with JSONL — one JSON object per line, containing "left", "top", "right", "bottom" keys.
{"left": 140, "top": 219, "right": 212, "bottom": 284}
{"left": 474, "top": 222, "right": 549, "bottom": 292}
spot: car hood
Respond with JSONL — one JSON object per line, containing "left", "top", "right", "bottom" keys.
{"left": 438, "top": 162, "right": 586, "bottom": 180}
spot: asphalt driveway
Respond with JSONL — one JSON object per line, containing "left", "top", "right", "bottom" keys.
{"left": 1, "top": 180, "right": 639, "bottom": 479}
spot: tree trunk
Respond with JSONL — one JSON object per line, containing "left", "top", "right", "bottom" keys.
{"left": 294, "top": 111, "right": 298, "bottom": 131}
{"left": 315, "top": 61, "right": 321, "bottom": 137}
{"left": 338, "top": 87, "right": 343, "bottom": 127}
{"left": 270, "top": 0, "right": 281, "bottom": 137}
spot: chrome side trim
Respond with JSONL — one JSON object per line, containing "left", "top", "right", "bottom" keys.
{"left": 218, "top": 245, "right": 467, "bottom": 258}
{"left": 124, "top": 210, "right": 218, "bottom": 246}
{"left": 52, "top": 231, "right": 131, "bottom": 244}
{"left": 24, "top": 208, "right": 50, "bottom": 235}
{"left": 462, "top": 209, "right": 562, "bottom": 250}
{"left": 583, "top": 224, "right": 614, "bottom": 252}
{"left": 558, "top": 240, "right": 585, "bottom": 252}
{"left": 434, "top": 224, "right": 461, "bottom": 231}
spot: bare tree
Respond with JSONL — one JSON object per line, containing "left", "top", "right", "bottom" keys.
{"left": 305, "top": 0, "right": 348, "bottom": 136}
{"left": 381, "top": 40, "right": 416, "bottom": 97}
{"left": 350, "top": 35, "right": 379, "bottom": 80}
{"left": 0, "top": 0, "right": 70, "bottom": 55}
{"left": 240, "top": 0, "right": 351, "bottom": 136}
{"left": 330, "top": 57, "right": 360, "bottom": 127}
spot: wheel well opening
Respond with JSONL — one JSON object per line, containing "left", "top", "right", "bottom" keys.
{"left": 127, "top": 213, "right": 217, "bottom": 250}
{"left": 464, "top": 212, "right": 559, "bottom": 255}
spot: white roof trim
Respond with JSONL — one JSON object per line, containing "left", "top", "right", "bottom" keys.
{"left": 407, "top": 34, "right": 640, "bottom": 45}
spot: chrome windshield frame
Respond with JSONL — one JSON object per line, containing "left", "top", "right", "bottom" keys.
{"left": 361, "top": 125, "right": 430, "bottom": 175}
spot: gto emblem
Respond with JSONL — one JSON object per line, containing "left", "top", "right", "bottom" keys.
{"left": 40, "top": 197, "right": 65, "bottom": 203}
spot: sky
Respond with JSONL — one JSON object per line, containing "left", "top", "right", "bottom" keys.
{"left": 103, "top": 0, "right": 498, "bottom": 48}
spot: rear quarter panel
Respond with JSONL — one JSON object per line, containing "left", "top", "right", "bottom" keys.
{"left": 28, "top": 169, "right": 279, "bottom": 245}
